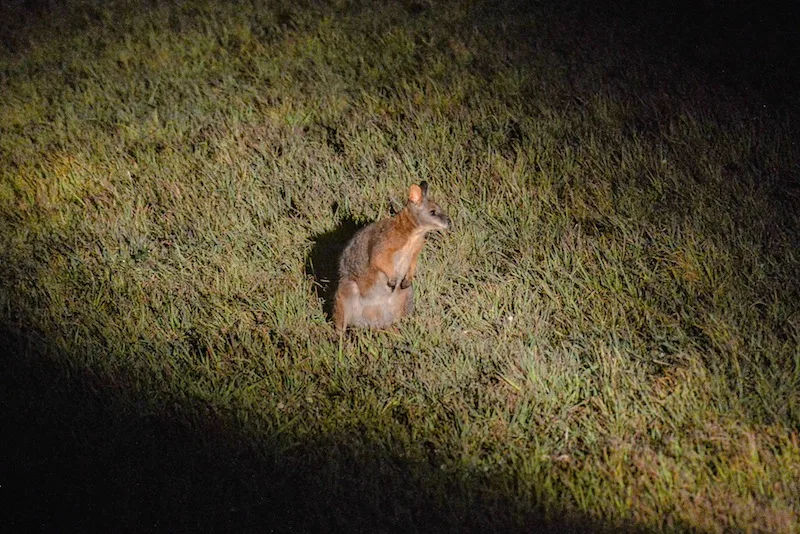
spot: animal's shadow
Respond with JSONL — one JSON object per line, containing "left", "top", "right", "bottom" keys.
{"left": 305, "top": 213, "right": 367, "bottom": 321}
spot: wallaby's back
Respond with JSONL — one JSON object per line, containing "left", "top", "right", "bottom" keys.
{"left": 338, "top": 218, "right": 391, "bottom": 283}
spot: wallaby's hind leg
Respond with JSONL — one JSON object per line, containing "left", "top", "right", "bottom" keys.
{"left": 333, "top": 279, "right": 360, "bottom": 331}
{"left": 403, "top": 287, "right": 415, "bottom": 317}
{"left": 388, "top": 286, "right": 414, "bottom": 323}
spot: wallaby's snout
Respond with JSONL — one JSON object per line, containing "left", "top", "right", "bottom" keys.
{"left": 432, "top": 210, "right": 450, "bottom": 231}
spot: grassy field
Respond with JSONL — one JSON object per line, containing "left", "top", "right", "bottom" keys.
{"left": 2, "top": 0, "right": 799, "bottom": 531}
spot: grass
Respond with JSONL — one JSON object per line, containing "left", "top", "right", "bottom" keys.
{"left": 1, "top": 0, "right": 799, "bottom": 531}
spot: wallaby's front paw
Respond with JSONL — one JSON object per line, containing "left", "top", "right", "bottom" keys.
{"left": 400, "top": 277, "right": 412, "bottom": 289}
{"left": 387, "top": 277, "right": 398, "bottom": 290}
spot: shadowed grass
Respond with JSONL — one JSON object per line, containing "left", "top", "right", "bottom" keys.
{"left": 2, "top": 0, "right": 799, "bottom": 531}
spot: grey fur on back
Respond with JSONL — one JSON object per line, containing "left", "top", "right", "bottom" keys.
{"left": 338, "top": 219, "right": 386, "bottom": 280}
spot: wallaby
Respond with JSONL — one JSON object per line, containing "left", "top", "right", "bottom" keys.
{"left": 333, "top": 181, "right": 450, "bottom": 330}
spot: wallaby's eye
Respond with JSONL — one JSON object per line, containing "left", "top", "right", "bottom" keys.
{"left": 429, "top": 210, "right": 436, "bottom": 216}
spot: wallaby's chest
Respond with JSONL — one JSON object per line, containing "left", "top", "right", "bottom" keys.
{"left": 391, "top": 237, "right": 423, "bottom": 277}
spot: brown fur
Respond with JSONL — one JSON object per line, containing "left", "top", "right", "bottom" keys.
{"left": 333, "top": 182, "right": 450, "bottom": 330}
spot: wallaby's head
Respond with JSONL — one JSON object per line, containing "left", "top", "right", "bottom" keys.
{"left": 407, "top": 181, "right": 450, "bottom": 231}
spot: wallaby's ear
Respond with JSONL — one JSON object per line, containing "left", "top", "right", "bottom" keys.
{"left": 408, "top": 184, "right": 423, "bottom": 204}
{"left": 419, "top": 181, "right": 429, "bottom": 197}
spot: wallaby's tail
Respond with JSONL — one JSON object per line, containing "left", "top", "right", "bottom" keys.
{"left": 333, "top": 278, "right": 359, "bottom": 330}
